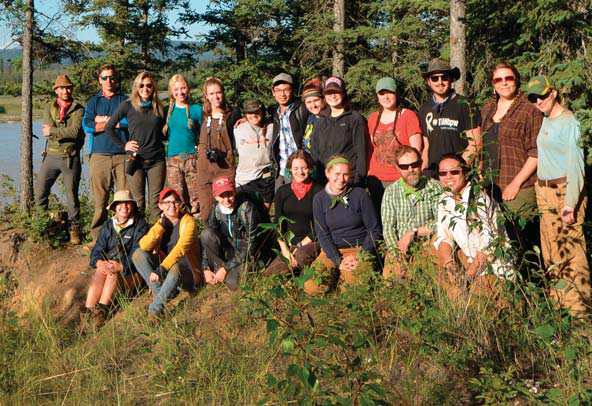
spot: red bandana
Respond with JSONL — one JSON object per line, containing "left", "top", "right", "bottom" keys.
{"left": 291, "top": 179, "right": 313, "bottom": 200}
{"left": 102, "top": 90, "right": 113, "bottom": 100}
{"left": 56, "top": 99, "right": 73, "bottom": 123}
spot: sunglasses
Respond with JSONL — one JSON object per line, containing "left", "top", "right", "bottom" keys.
{"left": 100, "top": 75, "right": 116, "bottom": 81}
{"left": 527, "top": 90, "right": 552, "bottom": 103}
{"left": 438, "top": 169, "right": 462, "bottom": 177}
{"left": 139, "top": 83, "right": 154, "bottom": 89}
{"left": 397, "top": 160, "right": 422, "bottom": 170}
{"left": 493, "top": 75, "right": 515, "bottom": 85}
{"left": 429, "top": 74, "right": 450, "bottom": 83}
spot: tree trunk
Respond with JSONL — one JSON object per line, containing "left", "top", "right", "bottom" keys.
{"left": 450, "top": 0, "right": 466, "bottom": 95}
{"left": 141, "top": 4, "right": 149, "bottom": 69}
{"left": 332, "top": 0, "right": 345, "bottom": 77}
{"left": 19, "top": 0, "right": 34, "bottom": 213}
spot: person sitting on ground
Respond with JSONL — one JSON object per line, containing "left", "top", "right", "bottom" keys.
{"left": 435, "top": 154, "right": 513, "bottom": 299}
{"left": 132, "top": 187, "right": 201, "bottom": 317}
{"left": 83, "top": 190, "right": 148, "bottom": 327}
{"left": 163, "top": 73, "right": 203, "bottom": 217}
{"left": 200, "top": 176, "right": 265, "bottom": 290}
{"left": 304, "top": 155, "right": 381, "bottom": 294}
{"left": 381, "top": 146, "right": 442, "bottom": 280}
{"left": 265, "top": 150, "right": 323, "bottom": 275}
{"left": 234, "top": 99, "right": 274, "bottom": 211}
{"left": 526, "top": 75, "right": 590, "bottom": 317}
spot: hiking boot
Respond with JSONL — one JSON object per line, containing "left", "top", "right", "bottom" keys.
{"left": 224, "top": 268, "right": 241, "bottom": 291}
{"left": 69, "top": 224, "right": 81, "bottom": 245}
{"left": 79, "top": 307, "right": 93, "bottom": 333}
{"left": 91, "top": 304, "right": 108, "bottom": 329}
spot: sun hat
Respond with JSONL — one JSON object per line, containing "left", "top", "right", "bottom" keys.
{"left": 241, "top": 99, "right": 264, "bottom": 114}
{"left": 108, "top": 190, "right": 136, "bottom": 211}
{"left": 53, "top": 74, "right": 74, "bottom": 89}
{"left": 421, "top": 58, "right": 460, "bottom": 81}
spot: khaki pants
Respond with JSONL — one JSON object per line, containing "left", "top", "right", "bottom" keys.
{"left": 89, "top": 154, "right": 127, "bottom": 240}
{"left": 536, "top": 183, "right": 590, "bottom": 316}
{"left": 383, "top": 241, "right": 439, "bottom": 281}
{"left": 304, "top": 247, "right": 372, "bottom": 295}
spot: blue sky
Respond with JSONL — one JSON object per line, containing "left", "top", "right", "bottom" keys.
{"left": 1, "top": 0, "right": 210, "bottom": 49}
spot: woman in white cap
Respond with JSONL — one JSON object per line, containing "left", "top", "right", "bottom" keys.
{"left": 83, "top": 190, "right": 149, "bottom": 328}
{"left": 367, "top": 77, "right": 422, "bottom": 218}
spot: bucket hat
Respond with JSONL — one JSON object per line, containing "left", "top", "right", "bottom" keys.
{"left": 421, "top": 58, "right": 460, "bottom": 81}
{"left": 108, "top": 190, "right": 136, "bottom": 211}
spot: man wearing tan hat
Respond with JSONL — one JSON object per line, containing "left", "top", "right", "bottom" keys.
{"left": 418, "top": 58, "right": 480, "bottom": 178}
{"left": 36, "top": 74, "right": 86, "bottom": 244}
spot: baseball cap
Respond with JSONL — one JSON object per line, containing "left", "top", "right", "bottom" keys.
{"left": 212, "top": 176, "right": 235, "bottom": 196}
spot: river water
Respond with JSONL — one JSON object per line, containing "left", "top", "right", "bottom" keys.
{"left": 0, "top": 120, "right": 90, "bottom": 194}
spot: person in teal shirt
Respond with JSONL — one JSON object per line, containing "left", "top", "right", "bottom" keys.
{"left": 163, "top": 74, "right": 203, "bottom": 216}
{"left": 527, "top": 75, "right": 590, "bottom": 317}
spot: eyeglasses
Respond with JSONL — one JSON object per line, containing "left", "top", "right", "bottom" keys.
{"left": 161, "top": 200, "right": 180, "bottom": 207}
{"left": 438, "top": 169, "right": 463, "bottom": 177}
{"left": 429, "top": 74, "right": 450, "bottom": 83}
{"left": 100, "top": 75, "right": 116, "bottom": 81}
{"left": 493, "top": 76, "right": 515, "bottom": 85}
{"left": 139, "top": 83, "right": 154, "bottom": 89}
{"left": 274, "top": 87, "right": 291, "bottom": 94}
{"left": 527, "top": 90, "right": 552, "bottom": 103}
{"left": 397, "top": 160, "right": 422, "bottom": 170}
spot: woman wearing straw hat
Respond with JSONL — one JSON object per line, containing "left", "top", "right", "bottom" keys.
{"left": 83, "top": 190, "right": 149, "bottom": 328}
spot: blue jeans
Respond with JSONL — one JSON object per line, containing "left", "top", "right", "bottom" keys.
{"left": 132, "top": 249, "right": 194, "bottom": 314}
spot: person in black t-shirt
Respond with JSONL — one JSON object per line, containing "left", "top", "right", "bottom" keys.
{"left": 265, "top": 150, "right": 323, "bottom": 275}
{"left": 418, "top": 58, "right": 480, "bottom": 178}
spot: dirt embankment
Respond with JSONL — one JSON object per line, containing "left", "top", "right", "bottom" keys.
{"left": 0, "top": 226, "right": 91, "bottom": 325}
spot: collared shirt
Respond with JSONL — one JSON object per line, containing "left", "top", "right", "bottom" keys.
{"left": 112, "top": 216, "right": 134, "bottom": 233}
{"left": 381, "top": 176, "right": 443, "bottom": 251}
{"left": 435, "top": 184, "right": 513, "bottom": 278}
{"left": 480, "top": 93, "right": 542, "bottom": 190}
{"left": 278, "top": 102, "right": 297, "bottom": 175}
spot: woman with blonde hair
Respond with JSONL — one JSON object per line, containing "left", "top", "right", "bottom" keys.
{"left": 163, "top": 74, "right": 203, "bottom": 216}
{"left": 195, "top": 76, "right": 240, "bottom": 221}
{"left": 106, "top": 71, "right": 166, "bottom": 220}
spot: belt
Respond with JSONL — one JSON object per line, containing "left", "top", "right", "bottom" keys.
{"left": 177, "top": 153, "right": 197, "bottom": 161}
{"left": 538, "top": 177, "right": 566, "bottom": 188}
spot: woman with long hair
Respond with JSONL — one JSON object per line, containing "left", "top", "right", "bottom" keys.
{"left": 310, "top": 77, "right": 367, "bottom": 186}
{"left": 367, "top": 77, "right": 422, "bottom": 218}
{"left": 163, "top": 74, "right": 203, "bottom": 216}
{"left": 195, "top": 77, "right": 238, "bottom": 221}
{"left": 106, "top": 71, "right": 166, "bottom": 221}
{"left": 479, "top": 61, "right": 543, "bottom": 254}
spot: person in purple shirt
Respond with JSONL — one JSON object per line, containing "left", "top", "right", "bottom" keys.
{"left": 304, "top": 155, "right": 381, "bottom": 294}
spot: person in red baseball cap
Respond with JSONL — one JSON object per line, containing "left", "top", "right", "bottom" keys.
{"left": 132, "top": 186, "right": 202, "bottom": 318}
{"left": 200, "top": 175, "right": 266, "bottom": 289}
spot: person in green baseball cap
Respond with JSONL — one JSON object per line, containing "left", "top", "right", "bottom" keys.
{"left": 527, "top": 74, "right": 590, "bottom": 317}
{"left": 366, "top": 76, "right": 422, "bottom": 220}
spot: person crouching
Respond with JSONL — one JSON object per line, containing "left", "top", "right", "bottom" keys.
{"left": 132, "top": 187, "right": 201, "bottom": 318}
{"left": 200, "top": 176, "right": 264, "bottom": 290}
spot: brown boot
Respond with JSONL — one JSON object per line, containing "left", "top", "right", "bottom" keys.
{"left": 69, "top": 224, "right": 81, "bottom": 245}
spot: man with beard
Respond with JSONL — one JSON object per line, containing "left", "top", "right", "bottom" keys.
{"left": 381, "top": 146, "right": 443, "bottom": 279}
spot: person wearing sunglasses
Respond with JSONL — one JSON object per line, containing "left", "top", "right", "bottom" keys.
{"left": 106, "top": 71, "right": 166, "bottom": 222}
{"left": 381, "top": 146, "right": 442, "bottom": 280}
{"left": 479, "top": 62, "right": 543, "bottom": 262}
{"left": 418, "top": 58, "right": 480, "bottom": 178}
{"left": 367, "top": 77, "right": 422, "bottom": 220}
{"left": 526, "top": 75, "right": 590, "bottom": 317}
{"left": 133, "top": 187, "right": 201, "bottom": 318}
{"left": 83, "top": 64, "right": 130, "bottom": 248}
{"left": 435, "top": 154, "right": 514, "bottom": 300}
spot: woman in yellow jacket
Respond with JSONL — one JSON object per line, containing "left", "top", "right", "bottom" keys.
{"left": 132, "top": 187, "right": 201, "bottom": 316}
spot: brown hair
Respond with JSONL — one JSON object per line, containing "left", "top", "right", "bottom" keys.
{"left": 394, "top": 146, "right": 421, "bottom": 165}
{"left": 202, "top": 77, "right": 231, "bottom": 117}
{"left": 97, "top": 63, "right": 116, "bottom": 77}
{"left": 491, "top": 61, "right": 521, "bottom": 99}
{"left": 130, "top": 71, "right": 164, "bottom": 117}
{"left": 287, "top": 149, "right": 314, "bottom": 172}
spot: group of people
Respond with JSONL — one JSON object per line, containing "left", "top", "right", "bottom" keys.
{"left": 36, "top": 58, "right": 590, "bottom": 326}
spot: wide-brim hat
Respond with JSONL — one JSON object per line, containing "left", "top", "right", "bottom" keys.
{"left": 108, "top": 190, "right": 136, "bottom": 211}
{"left": 53, "top": 74, "right": 74, "bottom": 90}
{"left": 421, "top": 58, "right": 461, "bottom": 81}
{"left": 241, "top": 99, "right": 264, "bottom": 114}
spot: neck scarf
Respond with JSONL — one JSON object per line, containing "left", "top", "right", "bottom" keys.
{"left": 432, "top": 90, "right": 454, "bottom": 114}
{"left": 400, "top": 177, "right": 424, "bottom": 201}
{"left": 326, "top": 184, "right": 352, "bottom": 209}
{"left": 56, "top": 99, "right": 73, "bottom": 123}
{"left": 140, "top": 100, "right": 152, "bottom": 108}
{"left": 102, "top": 90, "right": 113, "bottom": 100}
{"left": 291, "top": 179, "right": 313, "bottom": 200}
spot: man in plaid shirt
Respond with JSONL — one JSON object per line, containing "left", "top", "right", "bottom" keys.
{"left": 381, "top": 146, "right": 443, "bottom": 279}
